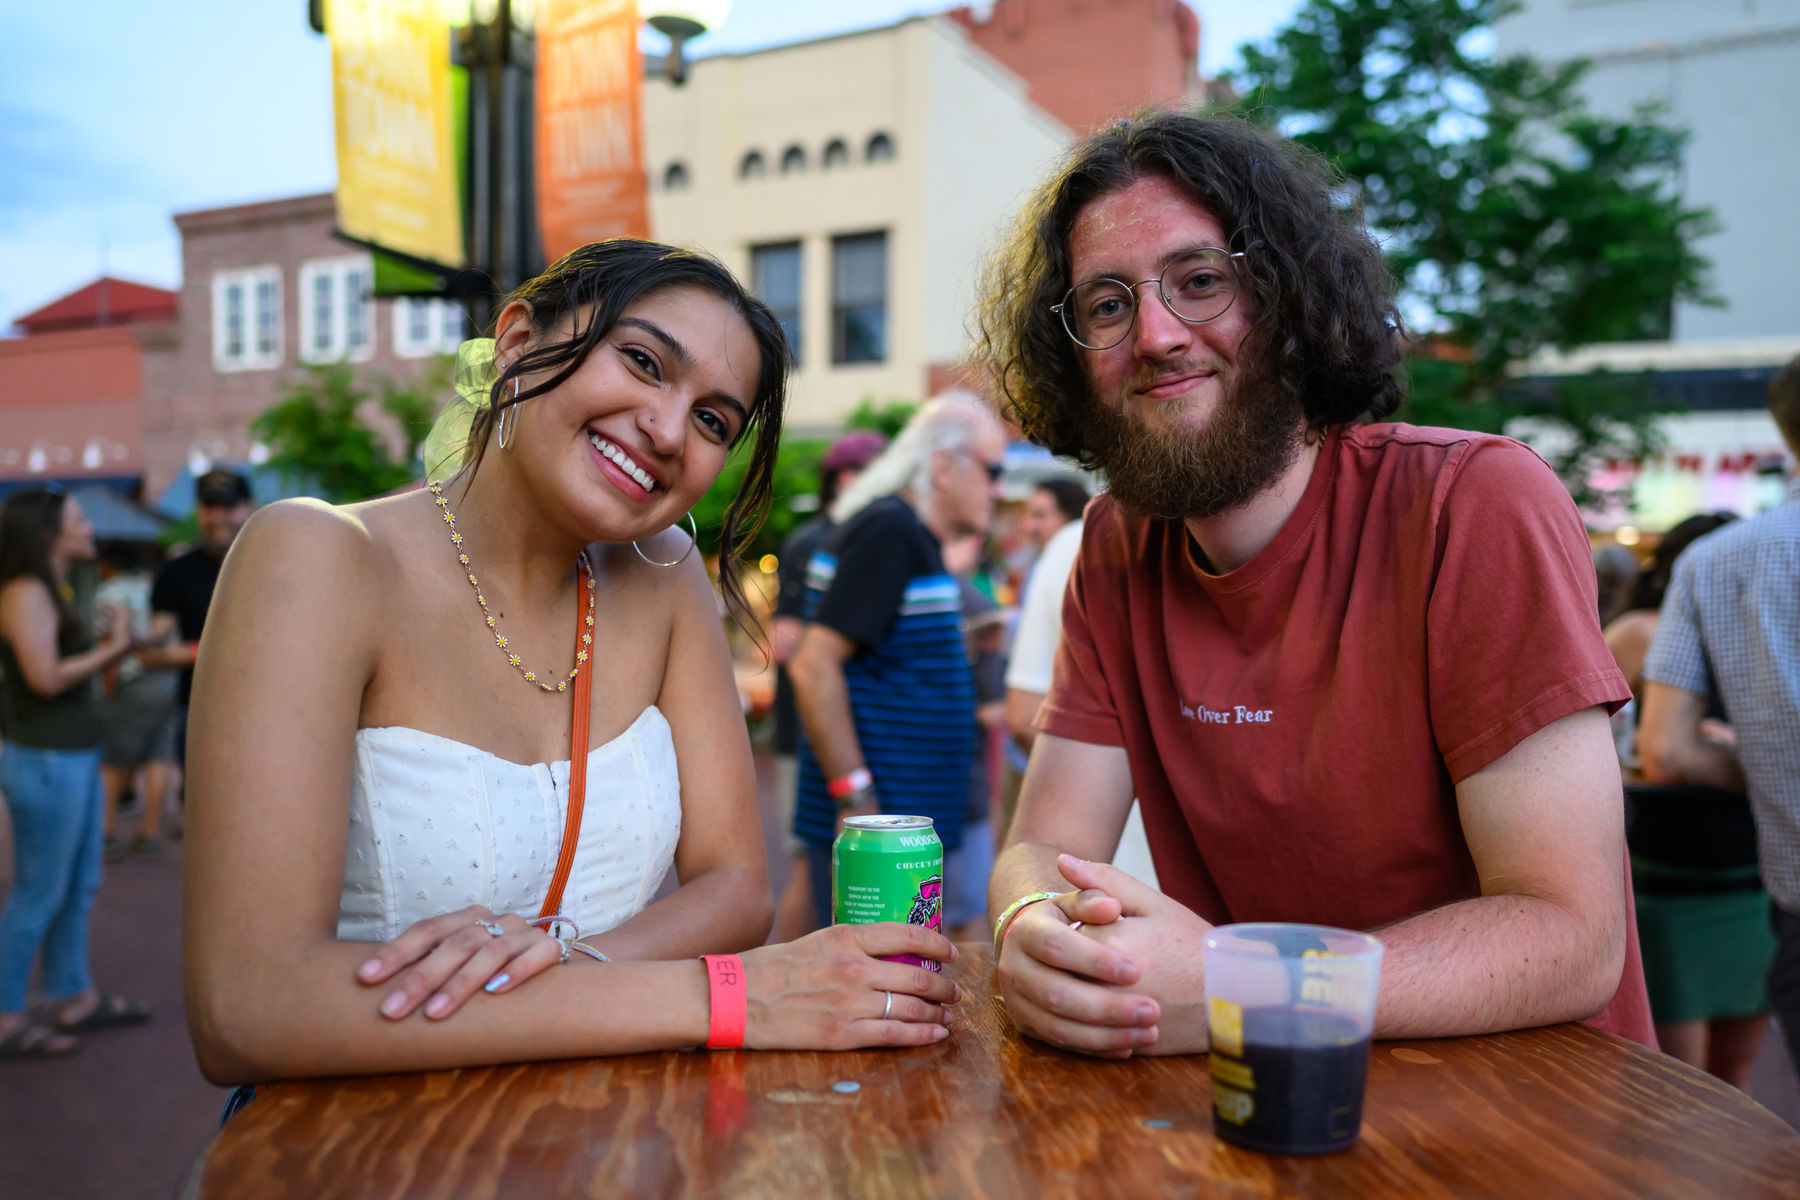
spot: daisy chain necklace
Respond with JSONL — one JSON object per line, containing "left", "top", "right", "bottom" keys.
{"left": 430, "top": 481, "right": 595, "bottom": 693}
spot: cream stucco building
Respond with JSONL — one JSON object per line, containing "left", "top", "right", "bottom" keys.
{"left": 642, "top": 16, "right": 1070, "bottom": 431}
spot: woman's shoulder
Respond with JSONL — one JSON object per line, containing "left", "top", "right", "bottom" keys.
{"left": 226, "top": 497, "right": 401, "bottom": 605}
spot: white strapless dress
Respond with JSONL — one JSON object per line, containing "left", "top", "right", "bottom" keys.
{"left": 337, "top": 705, "right": 681, "bottom": 943}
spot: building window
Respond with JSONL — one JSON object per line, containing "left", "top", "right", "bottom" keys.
{"left": 865, "top": 132, "right": 895, "bottom": 164}
{"left": 212, "top": 266, "right": 283, "bottom": 372}
{"left": 298, "top": 256, "right": 375, "bottom": 363}
{"left": 395, "top": 297, "right": 468, "bottom": 358}
{"left": 750, "top": 241, "right": 802, "bottom": 364}
{"left": 780, "top": 144, "right": 807, "bottom": 174}
{"left": 822, "top": 138, "right": 850, "bottom": 169}
{"left": 663, "top": 161, "right": 691, "bottom": 190}
{"left": 831, "top": 232, "right": 887, "bottom": 365}
{"left": 739, "top": 150, "right": 766, "bottom": 180}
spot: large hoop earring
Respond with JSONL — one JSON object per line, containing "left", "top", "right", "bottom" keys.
{"left": 497, "top": 378, "right": 521, "bottom": 451}
{"left": 633, "top": 511, "right": 699, "bottom": 568}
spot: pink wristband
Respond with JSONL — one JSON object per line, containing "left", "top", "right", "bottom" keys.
{"left": 828, "top": 767, "right": 873, "bottom": 801}
{"left": 702, "top": 954, "right": 747, "bottom": 1049}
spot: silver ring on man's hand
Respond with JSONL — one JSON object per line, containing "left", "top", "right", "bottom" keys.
{"left": 478, "top": 920, "right": 506, "bottom": 937}
{"left": 882, "top": 990, "right": 893, "bottom": 1020}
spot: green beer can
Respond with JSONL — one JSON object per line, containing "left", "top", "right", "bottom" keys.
{"left": 833, "top": 815, "right": 944, "bottom": 971}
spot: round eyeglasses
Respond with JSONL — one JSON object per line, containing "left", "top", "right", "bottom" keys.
{"left": 1051, "top": 247, "right": 1246, "bottom": 350}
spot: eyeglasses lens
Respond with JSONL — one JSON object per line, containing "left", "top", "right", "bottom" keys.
{"left": 1061, "top": 248, "right": 1238, "bottom": 350}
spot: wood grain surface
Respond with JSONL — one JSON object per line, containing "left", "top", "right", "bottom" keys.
{"left": 193, "top": 945, "right": 1800, "bottom": 1199}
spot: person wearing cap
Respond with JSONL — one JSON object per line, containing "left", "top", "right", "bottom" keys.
{"left": 768, "top": 430, "right": 885, "bottom": 941}
{"left": 141, "top": 470, "right": 256, "bottom": 770}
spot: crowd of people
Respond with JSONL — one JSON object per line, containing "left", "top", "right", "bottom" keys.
{"left": 0, "top": 112, "right": 1793, "bottom": 1105}
{"left": 0, "top": 468, "right": 250, "bottom": 1058}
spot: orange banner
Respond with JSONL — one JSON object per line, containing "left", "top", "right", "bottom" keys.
{"left": 536, "top": 0, "right": 650, "bottom": 259}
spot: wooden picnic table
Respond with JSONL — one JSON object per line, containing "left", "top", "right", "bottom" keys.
{"left": 189, "top": 944, "right": 1800, "bottom": 1198}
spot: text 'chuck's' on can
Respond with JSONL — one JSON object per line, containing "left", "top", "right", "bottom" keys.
{"left": 833, "top": 815, "right": 944, "bottom": 971}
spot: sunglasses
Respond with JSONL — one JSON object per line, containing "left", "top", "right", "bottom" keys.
{"left": 956, "top": 451, "right": 1004, "bottom": 483}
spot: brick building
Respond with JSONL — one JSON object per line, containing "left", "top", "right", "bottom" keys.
{"left": 0, "top": 278, "right": 178, "bottom": 496}
{"left": 138, "top": 192, "right": 467, "bottom": 501}
{"left": 948, "top": 0, "right": 1202, "bottom": 134}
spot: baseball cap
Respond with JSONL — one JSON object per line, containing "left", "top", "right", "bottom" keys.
{"left": 195, "top": 469, "right": 253, "bottom": 507}
{"left": 821, "top": 430, "right": 887, "bottom": 473}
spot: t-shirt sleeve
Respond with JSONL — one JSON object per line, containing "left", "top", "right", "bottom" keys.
{"left": 811, "top": 506, "right": 922, "bottom": 651}
{"left": 773, "top": 522, "right": 819, "bottom": 620}
{"left": 1642, "top": 554, "right": 1713, "bottom": 698}
{"left": 1428, "top": 440, "right": 1631, "bottom": 781}
{"left": 1035, "top": 518, "right": 1126, "bottom": 747}
{"left": 149, "top": 561, "right": 179, "bottom": 617}
{"left": 1004, "top": 521, "right": 1082, "bottom": 694}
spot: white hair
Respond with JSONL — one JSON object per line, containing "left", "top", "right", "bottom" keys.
{"left": 830, "top": 390, "right": 1001, "bottom": 524}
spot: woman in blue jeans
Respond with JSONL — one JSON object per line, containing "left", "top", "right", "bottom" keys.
{"left": 0, "top": 488, "right": 146, "bottom": 1058}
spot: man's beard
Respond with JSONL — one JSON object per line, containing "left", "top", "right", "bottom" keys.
{"left": 1086, "top": 350, "right": 1306, "bottom": 521}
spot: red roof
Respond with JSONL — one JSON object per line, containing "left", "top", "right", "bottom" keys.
{"left": 14, "top": 277, "right": 178, "bottom": 335}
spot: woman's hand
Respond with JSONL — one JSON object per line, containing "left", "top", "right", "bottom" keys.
{"left": 97, "top": 604, "right": 131, "bottom": 650}
{"left": 740, "top": 922, "right": 960, "bottom": 1050}
{"left": 354, "top": 906, "right": 565, "bottom": 1021}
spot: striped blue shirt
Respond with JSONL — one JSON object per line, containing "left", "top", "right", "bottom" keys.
{"left": 1644, "top": 476, "right": 1800, "bottom": 910}
{"left": 793, "top": 496, "right": 976, "bottom": 850}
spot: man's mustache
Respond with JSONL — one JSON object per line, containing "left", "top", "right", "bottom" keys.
{"left": 1129, "top": 358, "right": 1226, "bottom": 395}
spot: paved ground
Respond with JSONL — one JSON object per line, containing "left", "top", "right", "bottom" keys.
{"left": 2, "top": 754, "right": 1797, "bottom": 1199}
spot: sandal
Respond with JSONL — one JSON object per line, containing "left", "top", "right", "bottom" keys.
{"left": 130, "top": 835, "right": 164, "bottom": 862}
{"left": 56, "top": 993, "right": 152, "bottom": 1034}
{"left": 0, "top": 1021, "right": 80, "bottom": 1060}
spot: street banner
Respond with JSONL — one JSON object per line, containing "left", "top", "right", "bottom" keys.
{"left": 329, "top": 0, "right": 466, "bottom": 268}
{"left": 536, "top": 0, "right": 651, "bottom": 259}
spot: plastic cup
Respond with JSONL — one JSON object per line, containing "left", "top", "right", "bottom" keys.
{"left": 1202, "top": 923, "right": 1384, "bottom": 1155}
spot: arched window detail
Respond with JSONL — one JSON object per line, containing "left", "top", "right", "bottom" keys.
{"left": 822, "top": 138, "right": 850, "bottom": 169}
{"left": 662, "top": 161, "right": 691, "bottom": 191}
{"left": 739, "top": 150, "right": 767, "bottom": 180}
{"left": 780, "top": 144, "right": 807, "bottom": 174}
{"left": 865, "top": 132, "right": 895, "bottom": 163}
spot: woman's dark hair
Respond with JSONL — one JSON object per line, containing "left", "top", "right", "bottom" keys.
{"left": 0, "top": 489, "right": 79, "bottom": 641}
{"left": 975, "top": 110, "right": 1406, "bottom": 462}
{"left": 1630, "top": 512, "right": 1738, "bottom": 613}
{"left": 1036, "top": 477, "right": 1092, "bottom": 523}
{"left": 465, "top": 239, "right": 790, "bottom": 627}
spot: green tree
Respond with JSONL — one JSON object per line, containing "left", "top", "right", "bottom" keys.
{"left": 1228, "top": 0, "right": 1717, "bottom": 508}
{"left": 251, "top": 361, "right": 448, "bottom": 503}
{"left": 844, "top": 397, "right": 918, "bottom": 441}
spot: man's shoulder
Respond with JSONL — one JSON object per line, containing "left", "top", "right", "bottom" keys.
{"left": 780, "top": 513, "right": 833, "bottom": 557}
{"left": 833, "top": 494, "right": 923, "bottom": 546}
{"left": 155, "top": 548, "right": 215, "bottom": 586}
{"left": 1681, "top": 499, "right": 1800, "bottom": 571}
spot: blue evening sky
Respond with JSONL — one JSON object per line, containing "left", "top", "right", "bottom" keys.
{"left": 1, "top": 1, "right": 1302, "bottom": 325}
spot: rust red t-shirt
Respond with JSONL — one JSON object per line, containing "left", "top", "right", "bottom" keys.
{"left": 1040, "top": 423, "right": 1653, "bottom": 1045}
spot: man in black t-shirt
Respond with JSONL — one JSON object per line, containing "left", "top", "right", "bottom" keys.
{"left": 769, "top": 431, "right": 886, "bottom": 941}
{"left": 143, "top": 469, "right": 255, "bottom": 766}
{"left": 788, "top": 393, "right": 1009, "bottom": 927}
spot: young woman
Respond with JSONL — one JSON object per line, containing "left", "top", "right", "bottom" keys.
{"left": 184, "top": 242, "right": 957, "bottom": 1085}
{"left": 0, "top": 489, "right": 149, "bottom": 1058}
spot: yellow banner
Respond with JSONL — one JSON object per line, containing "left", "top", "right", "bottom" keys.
{"left": 329, "top": 0, "right": 465, "bottom": 268}
{"left": 536, "top": 0, "right": 650, "bottom": 260}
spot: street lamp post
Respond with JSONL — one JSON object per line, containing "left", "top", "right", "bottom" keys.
{"left": 311, "top": 1, "right": 728, "bottom": 328}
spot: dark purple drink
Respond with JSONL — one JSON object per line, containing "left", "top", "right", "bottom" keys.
{"left": 1210, "top": 1006, "right": 1371, "bottom": 1154}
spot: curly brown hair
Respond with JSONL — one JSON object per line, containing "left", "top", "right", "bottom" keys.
{"left": 975, "top": 110, "right": 1406, "bottom": 463}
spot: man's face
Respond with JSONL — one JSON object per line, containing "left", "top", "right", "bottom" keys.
{"left": 1065, "top": 176, "right": 1305, "bottom": 520}
{"left": 1022, "top": 489, "right": 1069, "bottom": 550}
{"left": 929, "top": 427, "right": 1008, "bottom": 540}
{"left": 198, "top": 501, "right": 252, "bottom": 556}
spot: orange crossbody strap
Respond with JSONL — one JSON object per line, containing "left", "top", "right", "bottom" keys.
{"left": 538, "top": 558, "right": 593, "bottom": 921}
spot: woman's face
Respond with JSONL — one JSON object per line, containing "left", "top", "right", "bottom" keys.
{"left": 503, "top": 285, "right": 762, "bottom": 545}
{"left": 53, "top": 498, "right": 97, "bottom": 563}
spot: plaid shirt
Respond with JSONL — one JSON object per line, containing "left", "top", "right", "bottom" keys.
{"left": 1644, "top": 476, "right": 1800, "bottom": 910}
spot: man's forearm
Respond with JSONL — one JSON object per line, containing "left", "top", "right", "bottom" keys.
{"left": 791, "top": 657, "right": 864, "bottom": 781}
{"left": 135, "top": 641, "right": 197, "bottom": 671}
{"left": 987, "top": 839, "right": 1075, "bottom": 925}
{"left": 1370, "top": 891, "right": 1625, "bottom": 1039}
{"left": 1642, "top": 736, "right": 1745, "bottom": 793}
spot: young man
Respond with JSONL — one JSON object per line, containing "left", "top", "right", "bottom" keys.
{"left": 1639, "top": 356, "right": 1800, "bottom": 1074}
{"left": 788, "top": 393, "right": 1008, "bottom": 927}
{"left": 976, "top": 111, "right": 1651, "bottom": 1056}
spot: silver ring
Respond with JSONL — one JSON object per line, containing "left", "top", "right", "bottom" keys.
{"left": 1069, "top": 921, "right": 1084, "bottom": 934}
{"left": 881, "top": 990, "right": 893, "bottom": 1020}
{"left": 478, "top": 920, "right": 506, "bottom": 937}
